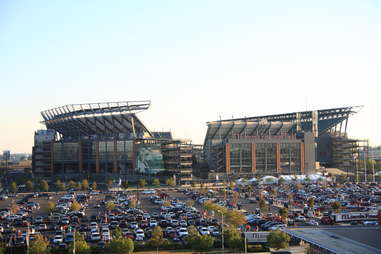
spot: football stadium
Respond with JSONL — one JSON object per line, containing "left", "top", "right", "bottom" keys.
{"left": 32, "top": 101, "right": 192, "bottom": 182}
{"left": 203, "top": 106, "right": 364, "bottom": 178}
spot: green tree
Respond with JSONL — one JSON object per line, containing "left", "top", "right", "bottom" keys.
{"left": 10, "top": 182, "right": 17, "bottom": 193}
{"left": 0, "top": 241, "right": 6, "bottom": 254}
{"left": 259, "top": 199, "right": 268, "bottom": 214}
{"left": 26, "top": 180, "right": 33, "bottom": 192}
{"left": 47, "top": 201, "right": 56, "bottom": 213}
{"left": 129, "top": 199, "right": 137, "bottom": 208}
{"left": 148, "top": 226, "right": 165, "bottom": 254}
{"left": 113, "top": 227, "right": 123, "bottom": 240}
{"left": 278, "top": 207, "right": 288, "bottom": 222}
{"left": 107, "top": 179, "right": 113, "bottom": 190}
{"left": 190, "top": 234, "right": 214, "bottom": 253}
{"left": 29, "top": 234, "right": 49, "bottom": 254}
{"left": 224, "top": 226, "right": 243, "bottom": 251}
{"left": 39, "top": 180, "right": 49, "bottom": 192}
{"left": 186, "top": 199, "right": 195, "bottom": 207}
{"left": 138, "top": 179, "right": 146, "bottom": 188}
{"left": 91, "top": 181, "right": 97, "bottom": 190}
{"left": 152, "top": 178, "right": 160, "bottom": 187}
{"left": 68, "top": 239, "right": 91, "bottom": 254}
{"left": 106, "top": 201, "right": 116, "bottom": 211}
{"left": 55, "top": 179, "right": 65, "bottom": 191}
{"left": 107, "top": 238, "right": 134, "bottom": 254}
{"left": 225, "top": 210, "right": 247, "bottom": 227}
{"left": 166, "top": 177, "right": 176, "bottom": 187}
{"left": 267, "top": 230, "right": 291, "bottom": 250}
{"left": 68, "top": 180, "right": 77, "bottom": 190}
{"left": 308, "top": 198, "right": 315, "bottom": 209}
{"left": 81, "top": 179, "right": 89, "bottom": 190}
{"left": 332, "top": 201, "right": 342, "bottom": 213}
{"left": 70, "top": 201, "right": 81, "bottom": 211}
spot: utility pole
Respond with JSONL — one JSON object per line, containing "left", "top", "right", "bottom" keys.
{"left": 220, "top": 211, "right": 224, "bottom": 251}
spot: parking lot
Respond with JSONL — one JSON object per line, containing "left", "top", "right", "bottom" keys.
{"left": 0, "top": 181, "right": 379, "bottom": 251}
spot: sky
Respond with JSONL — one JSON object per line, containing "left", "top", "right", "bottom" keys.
{"left": 0, "top": 0, "right": 381, "bottom": 153}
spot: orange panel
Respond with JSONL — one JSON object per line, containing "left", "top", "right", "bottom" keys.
{"left": 226, "top": 144, "right": 231, "bottom": 174}
{"left": 300, "top": 143, "right": 305, "bottom": 174}
{"left": 251, "top": 144, "right": 256, "bottom": 173}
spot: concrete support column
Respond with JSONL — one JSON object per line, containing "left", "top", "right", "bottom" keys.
{"left": 225, "top": 144, "right": 231, "bottom": 174}
{"left": 251, "top": 144, "right": 256, "bottom": 173}
{"left": 113, "top": 140, "right": 117, "bottom": 174}
{"left": 276, "top": 143, "right": 281, "bottom": 173}
{"left": 78, "top": 141, "right": 83, "bottom": 173}
{"left": 95, "top": 141, "right": 100, "bottom": 174}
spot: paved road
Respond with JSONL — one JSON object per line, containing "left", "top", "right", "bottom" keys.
{"left": 283, "top": 228, "right": 381, "bottom": 254}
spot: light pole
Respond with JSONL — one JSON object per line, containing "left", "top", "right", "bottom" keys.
{"left": 218, "top": 211, "right": 224, "bottom": 251}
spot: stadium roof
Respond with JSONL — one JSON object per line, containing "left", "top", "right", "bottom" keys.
{"left": 204, "top": 106, "right": 362, "bottom": 146}
{"left": 41, "top": 101, "right": 152, "bottom": 139}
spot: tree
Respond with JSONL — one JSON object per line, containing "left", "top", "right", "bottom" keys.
{"left": 138, "top": 179, "right": 146, "bottom": 188}
{"left": 148, "top": 226, "right": 165, "bottom": 254}
{"left": 186, "top": 199, "right": 195, "bottom": 207}
{"left": 129, "top": 199, "right": 137, "bottom": 208}
{"left": 308, "top": 198, "right": 315, "bottom": 209}
{"left": 39, "top": 180, "right": 49, "bottom": 192}
{"left": 81, "top": 179, "right": 89, "bottom": 190}
{"left": 225, "top": 210, "right": 247, "bottom": 227}
{"left": 26, "top": 180, "right": 33, "bottom": 192}
{"left": 166, "top": 177, "right": 176, "bottom": 187}
{"left": 113, "top": 227, "right": 123, "bottom": 240}
{"left": 91, "top": 181, "right": 97, "bottom": 190}
{"left": 278, "top": 207, "right": 288, "bottom": 222}
{"left": 68, "top": 180, "right": 77, "bottom": 190}
{"left": 10, "top": 182, "right": 17, "bottom": 193}
{"left": 70, "top": 201, "right": 81, "bottom": 211}
{"left": 186, "top": 225, "right": 200, "bottom": 243}
{"left": 29, "top": 234, "right": 49, "bottom": 254}
{"left": 224, "top": 226, "right": 243, "bottom": 251}
{"left": 108, "top": 238, "right": 134, "bottom": 254}
{"left": 163, "top": 200, "right": 171, "bottom": 207}
{"left": 0, "top": 241, "right": 6, "bottom": 254}
{"left": 68, "top": 239, "right": 91, "bottom": 254}
{"left": 267, "top": 230, "right": 291, "bottom": 250}
{"left": 107, "top": 179, "right": 113, "bottom": 190}
{"left": 259, "top": 199, "right": 268, "bottom": 214}
{"left": 190, "top": 234, "right": 214, "bottom": 253}
{"left": 332, "top": 201, "right": 342, "bottom": 213}
{"left": 47, "top": 201, "right": 56, "bottom": 213}
{"left": 106, "top": 201, "right": 116, "bottom": 211}
{"left": 55, "top": 179, "right": 65, "bottom": 191}
{"left": 152, "top": 178, "right": 160, "bottom": 187}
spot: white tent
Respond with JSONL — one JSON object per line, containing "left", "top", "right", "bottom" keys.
{"left": 260, "top": 175, "right": 278, "bottom": 184}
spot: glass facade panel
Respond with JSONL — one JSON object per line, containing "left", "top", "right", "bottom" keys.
{"left": 229, "top": 143, "right": 252, "bottom": 173}
{"left": 280, "top": 143, "right": 301, "bottom": 173}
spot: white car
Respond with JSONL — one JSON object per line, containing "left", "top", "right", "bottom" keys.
{"left": 307, "top": 220, "right": 319, "bottom": 226}
{"left": 295, "top": 215, "right": 306, "bottom": 222}
{"left": 142, "top": 189, "right": 156, "bottom": 194}
{"left": 91, "top": 232, "right": 101, "bottom": 241}
{"left": 199, "top": 227, "right": 210, "bottom": 235}
{"left": 102, "top": 232, "right": 112, "bottom": 241}
{"left": 130, "top": 222, "right": 138, "bottom": 229}
{"left": 53, "top": 235, "right": 64, "bottom": 244}
{"left": 363, "top": 221, "right": 378, "bottom": 226}
{"left": 135, "top": 229, "right": 144, "bottom": 239}
{"left": 269, "top": 224, "right": 286, "bottom": 230}
{"left": 178, "top": 228, "right": 188, "bottom": 238}
{"left": 149, "top": 220, "right": 158, "bottom": 227}
{"left": 180, "top": 220, "right": 188, "bottom": 227}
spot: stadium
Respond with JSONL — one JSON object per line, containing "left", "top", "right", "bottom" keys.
{"left": 203, "top": 106, "right": 364, "bottom": 178}
{"left": 32, "top": 101, "right": 193, "bottom": 182}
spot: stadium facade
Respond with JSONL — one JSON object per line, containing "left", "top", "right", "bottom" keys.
{"left": 204, "top": 106, "right": 362, "bottom": 177}
{"left": 32, "top": 101, "right": 192, "bottom": 182}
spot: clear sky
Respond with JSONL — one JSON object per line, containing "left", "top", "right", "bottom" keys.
{"left": 1, "top": 0, "right": 381, "bottom": 153}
